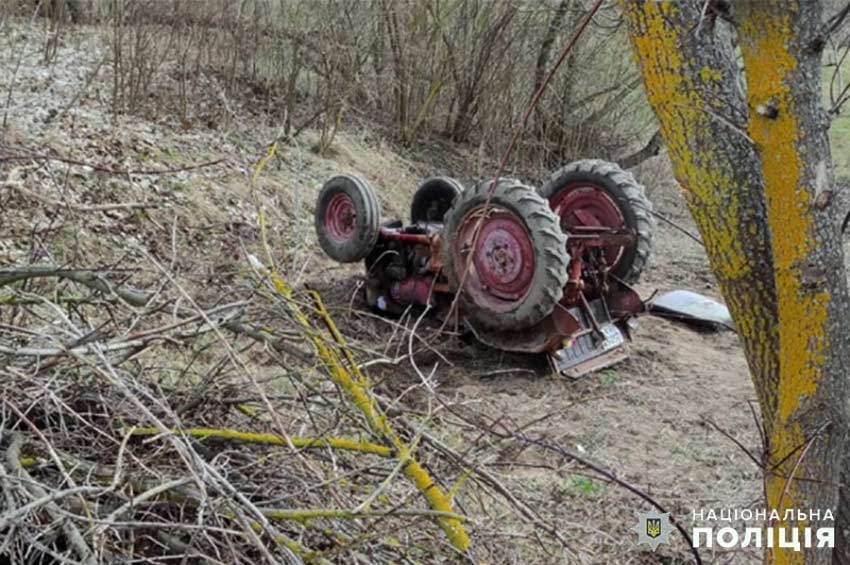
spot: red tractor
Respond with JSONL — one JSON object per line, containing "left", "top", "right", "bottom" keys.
{"left": 314, "top": 160, "right": 654, "bottom": 377}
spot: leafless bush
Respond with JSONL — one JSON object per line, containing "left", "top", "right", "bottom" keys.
{"left": 96, "top": 0, "right": 650, "bottom": 163}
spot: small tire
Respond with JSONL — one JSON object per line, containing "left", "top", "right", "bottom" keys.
{"left": 442, "top": 178, "right": 569, "bottom": 331}
{"left": 539, "top": 159, "right": 654, "bottom": 283}
{"left": 410, "top": 177, "right": 463, "bottom": 224}
{"left": 315, "top": 175, "right": 381, "bottom": 263}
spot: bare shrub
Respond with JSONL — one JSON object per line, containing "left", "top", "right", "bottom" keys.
{"left": 94, "top": 0, "right": 650, "bottom": 163}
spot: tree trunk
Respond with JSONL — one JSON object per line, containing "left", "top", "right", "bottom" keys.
{"left": 533, "top": 0, "right": 572, "bottom": 95}
{"left": 624, "top": 1, "right": 850, "bottom": 563}
{"left": 383, "top": 4, "right": 408, "bottom": 137}
{"left": 738, "top": 3, "right": 850, "bottom": 563}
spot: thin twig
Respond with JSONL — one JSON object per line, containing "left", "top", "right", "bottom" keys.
{"left": 0, "top": 152, "right": 225, "bottom": 176}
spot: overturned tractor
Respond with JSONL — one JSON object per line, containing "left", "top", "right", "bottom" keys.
{"left": 314, "top": 160, "right": 654, "bottom": 377}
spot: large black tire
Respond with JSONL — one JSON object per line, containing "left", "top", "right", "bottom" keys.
{"left": 410, "top": 177, "right": 463, "bottom": 224}
{"left": 315, "top": 175, "right": 381, "bottom": 263}
{"left": 442, "top": 179, "right": 569, "bottom": 331}
{"left": 539, "top": 159, "right": 654, "bottom": 283}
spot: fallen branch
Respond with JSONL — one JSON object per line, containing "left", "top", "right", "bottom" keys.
{"left": 4, "top": 433, "right": 97, "bottom": 565}
{"left": 0, "top": 266, "right": 151, "bottom": 306}
{"left": 260, "top": 507, "right": 468, "bottom": 523}
{"left": 0, "top": 151, "right": 225, "bottom": 176}
{"left": 128, "top": 427, "right": 393, "bottom": 458}
{"left": 397, "top": 415, "right": 573, "bottom": 553}
{"left": 0, "top": 484, "right": 104, "bottom": 531}
{"left": 2, "top": 180, "right": 156, "bottom": 212}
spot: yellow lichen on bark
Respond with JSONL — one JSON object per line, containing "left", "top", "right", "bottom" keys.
{"left": 127, "top": 427, "right": 394, "bottom": 457}
{"left": 740, "top": 9, "right": 830, "bottom": 565}
{"left": 248, "top": 210, "right": 470, "bottom": 551}
{"left": 624, "top": 1, "right": 749, "bottom": 282}
{"left": 626, "top": 2, "right": 843, "bottom": 562}
{"left": 740, "top": 13, "right": 829, "bottom": 422}
{"left": 307, "top": 292, "right": 471, "bottom": 551}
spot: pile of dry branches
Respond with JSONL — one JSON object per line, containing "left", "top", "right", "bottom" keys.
{"left": 0, "top": 250, "right": 484, "bottom": 563}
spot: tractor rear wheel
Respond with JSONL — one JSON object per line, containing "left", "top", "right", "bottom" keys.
{"left": 315, "top": 175, "right": 381, "bottom": 263}
{"left": 539, "top": 159, "right": 654, "bottom": 283}
{"left": 442, "top": 178, "right": 569, "bottom": 331}
{"left": 410, "top": 177, "right": 463, "bottom": 224}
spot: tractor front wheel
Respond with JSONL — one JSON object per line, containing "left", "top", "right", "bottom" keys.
{"left": 315, "top": 175, "right": 382, "bottom": 263}
{"left": 442, "top": 179, "right": 569, "bottom": 331}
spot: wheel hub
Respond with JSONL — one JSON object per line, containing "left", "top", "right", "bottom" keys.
{"left": 456, "top": 208, "right": 535, "bottom": 310}
{"left": 475, "top": 215, "right": 534, "bottom": 299}
{"left": 551, "top": 183, "right": 626, "bottom": 267}
{"left": 325, "top": 193, "right": 356, "bottom": 243}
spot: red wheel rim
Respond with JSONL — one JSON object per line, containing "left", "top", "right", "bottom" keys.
{"left": 453, "top": 206, "right": 535, "bottom": 313}
{"left": 324, "top": 193, "right": 356, "bottom": 243}
{"left": 550, "top": 182, "right": 626, "bottom": 267}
